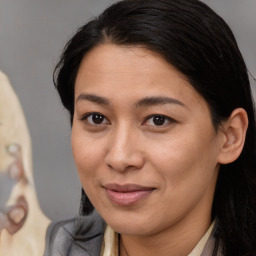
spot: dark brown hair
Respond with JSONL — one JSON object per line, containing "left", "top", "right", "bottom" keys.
{"left": 54, "top": 0, "right": 256, "bottom": 254}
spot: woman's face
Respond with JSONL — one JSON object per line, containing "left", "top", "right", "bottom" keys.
{"left": 72, "top": 44, "right": 224, "bottom": 236}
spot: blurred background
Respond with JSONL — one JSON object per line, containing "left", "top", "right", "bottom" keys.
{"left": 0, "top": 0, "right": 255, "bottom": 221}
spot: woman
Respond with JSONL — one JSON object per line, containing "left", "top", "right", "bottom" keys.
{"left": 44, "top": 0, "right": 256, "bottom": 255}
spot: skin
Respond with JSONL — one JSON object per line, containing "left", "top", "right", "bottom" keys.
{"left": 71, "top": 44, "right": 230, "bottom": 256}
{"left": 0, "top": 71, "right": 50, "bottom": 256}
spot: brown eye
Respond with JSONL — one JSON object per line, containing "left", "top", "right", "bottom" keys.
{"left": 92, "top": 114, "right": 105, "bottom": 124}
{"left": 82, "top": 113, "right": 109, "bottom": 126}
{"left": 143, "top": 114, "right": 174, "bottom": 127}
{"left": 152, "top": 116, "right": 166, "bottom": 126}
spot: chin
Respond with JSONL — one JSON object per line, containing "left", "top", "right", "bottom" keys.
{"left": 102, "top": 212, "right": 158, "bottom": 236}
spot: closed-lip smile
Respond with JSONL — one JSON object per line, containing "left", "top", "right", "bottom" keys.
{"left": 103, "top": 183, "right": 155, "bottom": 206}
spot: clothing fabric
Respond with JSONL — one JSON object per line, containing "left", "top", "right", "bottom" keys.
{"left": 100, "top": 222, "right": 221, "bottom": 256}
{"left": 43, "top": 210, "right": 222, "bottom": 256}
{"left": 43, "top": 210, "right": 106, "bottom": 256}
{"left": 188, "top": 221, "right": 216, "bottom": 256}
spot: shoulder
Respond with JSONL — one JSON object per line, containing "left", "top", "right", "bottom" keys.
{"left": 43, "top": 210, "right": 106, "bottom": 256}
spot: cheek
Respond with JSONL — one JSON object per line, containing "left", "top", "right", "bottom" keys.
{"left": 71, "top": 127, "right": 109, "bottom": 196}
{"left": 71, "top": 129, "right": 110, "bottom": 209}
{"left": 148, "top": 127, "right": 219, "bottom": 190}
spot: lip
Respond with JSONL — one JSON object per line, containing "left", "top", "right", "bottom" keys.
{"left": 103, "top": 183, "right": 155, "bottom": 206}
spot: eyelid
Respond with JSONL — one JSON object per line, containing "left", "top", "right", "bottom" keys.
{"left": 79, "top": 112, "right": 176, "bottom": 128}
{"left": 80, "top": 112, "right": 110, "bottom": 125}
{"left": 143, "top": 114, "right": 176, "bottom": 127}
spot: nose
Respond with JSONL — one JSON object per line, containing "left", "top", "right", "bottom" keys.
{"left": 105, "top": 125, "right": 145, "bottom": 172}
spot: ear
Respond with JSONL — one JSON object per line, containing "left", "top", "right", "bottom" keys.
{"left": 218, "top": 108, "right": 248, "bottom": 164}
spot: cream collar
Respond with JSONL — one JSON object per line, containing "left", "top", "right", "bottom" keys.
{"left": 101, "top": 221, "right": 215, "bottom": 256}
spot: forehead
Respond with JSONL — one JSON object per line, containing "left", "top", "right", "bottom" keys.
{"left": 77, "top": 44, "right": 186, "bottom": 80}
{"left": 75, "top": 44, "right": 205, "bottom": 109}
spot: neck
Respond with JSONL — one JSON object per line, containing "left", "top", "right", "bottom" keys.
{"left": 120, "top": 215, "right": 212, "bottom": 256}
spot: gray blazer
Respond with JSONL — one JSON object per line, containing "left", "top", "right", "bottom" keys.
{"left": 43, "top": 210, "right": 222, "bottom": 256}
{"left": 44, "top": 210, "right": 106, "bottom": 256}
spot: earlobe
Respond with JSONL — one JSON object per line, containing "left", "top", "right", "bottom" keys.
{"left": 218, "top": 108, "right": 248, "bottom": 164}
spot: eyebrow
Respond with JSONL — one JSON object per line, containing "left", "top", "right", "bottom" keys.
{"left": 76, "top": 93, "right": 185, "bottom": 108}
{"left": 136, "top": 96, "right": 185, "bottom": 108}
{"left": 76, "top": 93, "right": 110, "bottom": 105}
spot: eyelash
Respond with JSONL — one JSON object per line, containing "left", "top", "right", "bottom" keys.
{"left": 80, "top": 112, "right": 110, "bottom": 126}
{"left": 143, "top": 114, "right": 175, "bottom": 127}
{"left": 80, "top": 112, "right": 175, "bottom": 127}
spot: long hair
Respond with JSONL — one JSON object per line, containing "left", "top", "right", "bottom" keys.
{"left": 53, "top": 0, "right": 256, "bottom": 254}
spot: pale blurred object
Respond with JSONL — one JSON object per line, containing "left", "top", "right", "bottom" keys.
{"left": 0, "top": 71, "right": 50, "bottom": 255}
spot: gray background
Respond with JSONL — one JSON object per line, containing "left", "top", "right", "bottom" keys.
{"left": 0, "top": 0, "right": 255, "bottom": 221}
